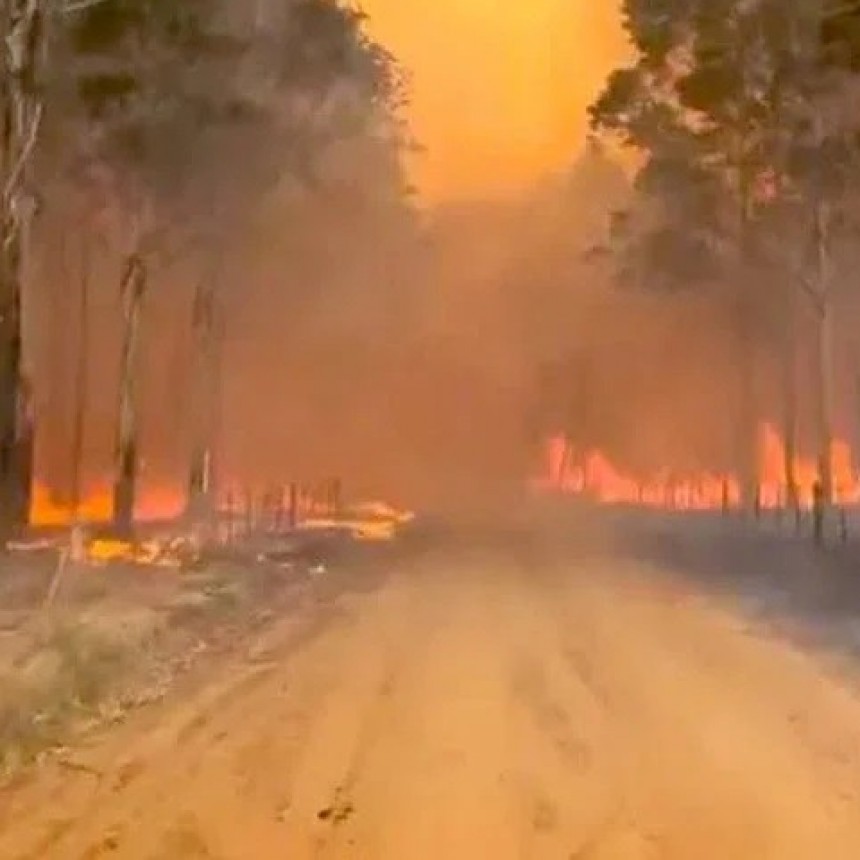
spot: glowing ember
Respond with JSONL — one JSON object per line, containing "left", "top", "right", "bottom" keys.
{"left": 85, "top": 535, "right": 196, "bottom": 568}
{"left": 535, "top": 423, "right": 860, "bottom": 509}
{"left": 302, "top": 502, "right": 415, "bottom": 542}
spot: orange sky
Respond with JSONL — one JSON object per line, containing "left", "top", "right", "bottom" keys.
{"left": 362, "top": 0, "right": 628, "bottom": 201}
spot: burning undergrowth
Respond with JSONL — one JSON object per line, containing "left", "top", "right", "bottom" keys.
{"left": 536, "top": 423, "right": 860, "bottom": 510}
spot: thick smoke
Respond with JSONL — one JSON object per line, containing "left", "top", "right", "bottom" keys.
{"left": 30, "top": 2, "right": 860, "bottom": 522}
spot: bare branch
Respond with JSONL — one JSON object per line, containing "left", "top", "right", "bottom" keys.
{"left": 796, "top": 270, "right": 827, "bottom": 317}
{"left": 60, "top": 0, "right": 112, "bottom": 15}
{"left": 2, "top": 103, "right": 43, "bottom": 203}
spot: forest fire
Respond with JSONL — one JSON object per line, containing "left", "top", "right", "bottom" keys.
{"left": 29, "top": 483, "right": 185, "bottom": 527}
{"left": 536, "top": 424, "right": 860, "bottom": 510}
{"left": 28, "top": 480, "right": 413, "bottom": 549}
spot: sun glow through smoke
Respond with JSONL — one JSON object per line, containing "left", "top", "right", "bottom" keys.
{"left": 361, "top": 0, "right": 628, "bottom": 200}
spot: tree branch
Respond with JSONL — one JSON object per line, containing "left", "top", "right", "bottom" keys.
{"left": 795, "top": 270, "right": 827, "bottom": 317}
{"left": 61, "top": 0, "right": 113, "bottom": 15}
{"left": 2, "top": 103, "right": 43, "bottom": 204}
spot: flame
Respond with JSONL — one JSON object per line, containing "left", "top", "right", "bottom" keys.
{"left": 85, "top": 538, "right": 185, "bottom": 567}
{"left": 536, "top": 423, "right": 860, "bottom": 509}
{"left": 29, "top": 479, "right": 413, "bottom": 547}
{"left": 301, "top": 500, "right": 415, "bottom": 542}
{"left": 30, "top": 482, "right": 185, "bottom": 527}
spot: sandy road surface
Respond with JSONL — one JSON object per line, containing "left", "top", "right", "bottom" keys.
{"left": 5, "top": 538, "right": 860, "bottom": 859}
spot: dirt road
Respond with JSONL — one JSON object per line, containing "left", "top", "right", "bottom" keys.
{"left": 5, "top": 537, "right": 860, "bottom": 859}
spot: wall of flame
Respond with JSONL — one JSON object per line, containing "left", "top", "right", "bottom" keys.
{"left": 30, "top": 482, "right": 184, "bottom": 527}
{"left": 536, "top": 424, "right": 860, "bottom": 509}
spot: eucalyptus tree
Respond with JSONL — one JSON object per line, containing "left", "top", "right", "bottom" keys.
{"left": 590, "top": 0, "right": 860, "bottom": 512}
{"left": 61, "top": 0, "right": 412, "bottom": 534}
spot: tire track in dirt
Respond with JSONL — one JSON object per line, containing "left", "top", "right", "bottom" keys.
{"left": 125, "top": 589, "right": 404, "bottom": 860}
{"left": 8, "top": 544, "right": 860, "bottom": 858}
{"left": 501, "top": 569, "right": 638, "bottom": 860}
{"left": 279, "top": 569, "right": 442, "bottom": 859}
{"left": 2, "top": 589, "right": 373, "bottom": 860}
{"left": 333, "top": 565, "right": 530, "bottom": 860}
{"left": 545, "top": 562, "right": 860, "bottom": 859}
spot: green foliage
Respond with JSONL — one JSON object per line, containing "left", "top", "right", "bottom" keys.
{"left": 70, "top": 0, "right": 223, "bottom": 56}
{"left": 590, "top": 0, "right": 860, "bottom": 294}
{"left": 56, "top": 0, "right": 411, "bottom": 229}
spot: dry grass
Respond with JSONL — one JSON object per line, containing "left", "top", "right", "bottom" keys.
{"left": 0, "top": 554, "right": 296, "bottom": 779}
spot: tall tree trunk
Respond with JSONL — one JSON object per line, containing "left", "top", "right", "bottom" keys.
{"left": 813, "top": 303, "right": 835, "bottom": 501}
{"left": 186, "top": 260, "right": 222, "bottom": 534}
{"left": 811, "top": 203, "right": 834, "bottom": 507}
{"left": 187, "top": 288, "right": 212, "bottom": 514}
{"left": 782, "top": 284, "right": 800, "bottom": 518}
{"left": 0, "top": 1, "right": 44, "bottom": 532}
{"left": 112, "top": 253, "right": 146, "bottom": 537}
{"left": 734, "top": 296, "right": 758, "bottom": 513}
{"left": 70, "top": 232, "right": 91, "bottom": 521}
{"left": 735, "top": 164, "right": 758, "bottom": 514}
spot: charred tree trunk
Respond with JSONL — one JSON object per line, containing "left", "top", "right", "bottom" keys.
{"left": 0, "top": 1, "right": 45, "bottom": 532}
{"left": 811, "top": 203, "right": 834, "bottom": 511}
{"left": 186, "top": 259, "right": 224, "bottom": 535}
{"left": 782, "top": 286, "right": 800, "bottom": 521}
{"left": 813, "top": 303, "right": 835, "bottom": 504}
{"left": 112, "top": 253, "right": 146, "bottom": 537}
{"left": 734, "top": 296, "right": 758, "bottom": 514}
{"left": 734, "top": 165, "right": 758, "bottom": 515}
{"left": 69, "top": 232, "right": 91, "bottom": 521}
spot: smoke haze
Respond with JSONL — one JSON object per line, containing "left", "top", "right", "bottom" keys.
{"left": 361, "top": 0, "right": 629, "bottom": 200}
{"left": 30, "top": 1, "right": 860, "bottom": 521}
